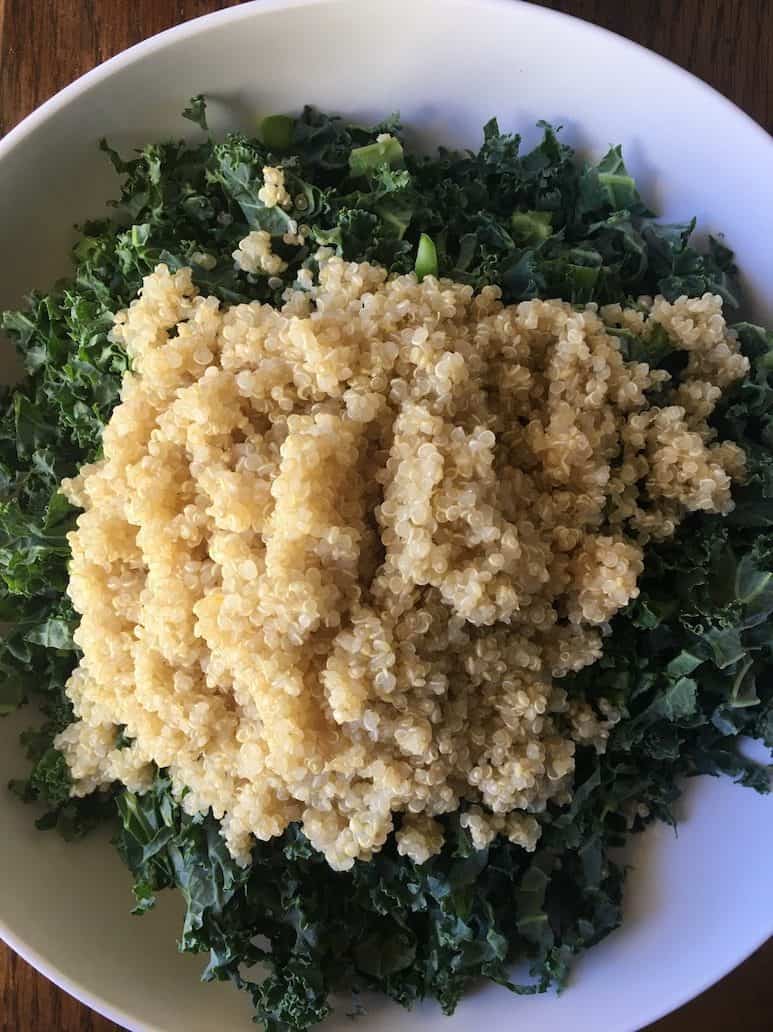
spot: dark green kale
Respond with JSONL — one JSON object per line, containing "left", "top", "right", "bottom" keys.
{"left": 0, "top": 98, "right": 770, "bottom": 1030}
{"left": 113, "top": 781, "right": 624, "bottom": 1032}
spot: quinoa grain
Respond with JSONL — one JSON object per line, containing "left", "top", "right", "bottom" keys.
{"left": 55, "top": 254, "right": 747, "bottom": 869}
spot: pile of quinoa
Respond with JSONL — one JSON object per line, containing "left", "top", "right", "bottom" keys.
{"left": 55, "top": 249, "right": 748, "bottom": 870}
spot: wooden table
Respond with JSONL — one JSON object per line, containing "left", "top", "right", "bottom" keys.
{"left": 0, "top": 1, "right": 771, "bottom": 1029}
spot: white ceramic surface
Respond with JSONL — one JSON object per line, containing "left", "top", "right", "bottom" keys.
{"left": 1, "top": 2, "right": 771, "bottom": 1030}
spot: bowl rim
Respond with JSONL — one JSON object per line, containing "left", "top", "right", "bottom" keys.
{"left": 1, "top": 0, "right": 771, "bottom": 162}
{"left": 0, "top": 1, "right": 771, "bottom": 1030}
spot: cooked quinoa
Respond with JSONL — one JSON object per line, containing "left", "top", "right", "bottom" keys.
{"left": 54, "top": 251, "right": 748, "bottom": 870}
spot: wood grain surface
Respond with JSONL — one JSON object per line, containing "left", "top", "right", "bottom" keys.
{"left": 0, "top": 1, "right": 771, "bottom": 1029}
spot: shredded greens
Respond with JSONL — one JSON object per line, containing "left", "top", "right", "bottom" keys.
{"left": 1, "top": 99, "right": 771, "bottom": 1031}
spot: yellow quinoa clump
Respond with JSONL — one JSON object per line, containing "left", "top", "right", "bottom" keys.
{"left": 55, "top": 253, "right": 748, "bottom": 870}
{"left": 257, "top": 165, "right": 292, "bottom": 210}
{"left": 233, "top": 230, "right": 288, "bottom": 277}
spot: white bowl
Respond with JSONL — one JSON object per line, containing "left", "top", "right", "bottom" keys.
{"left": 1, "top": 2, "right": 771, "bottom": 1030}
